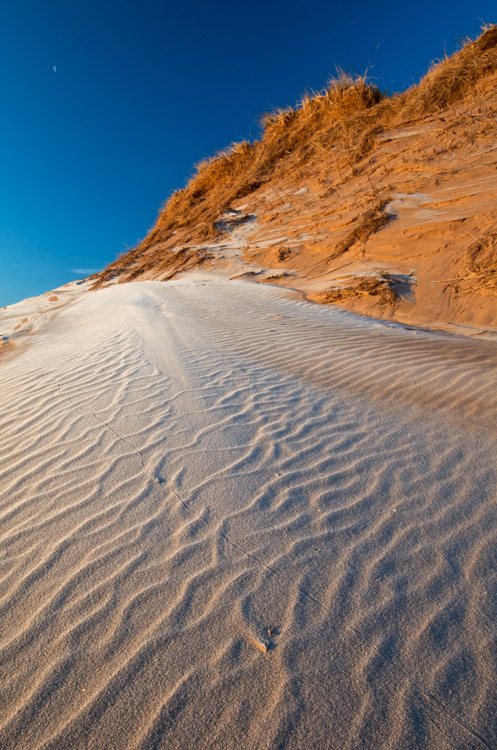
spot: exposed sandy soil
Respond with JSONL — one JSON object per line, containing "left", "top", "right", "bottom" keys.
{"left": 234, "top": 79, "right": 497, "bottom": 333}
{"left": 98, "top": 72, "right": 497, "bottom": 336}
{"left": 1, "top": 276, "right": 497, "bottom": 748}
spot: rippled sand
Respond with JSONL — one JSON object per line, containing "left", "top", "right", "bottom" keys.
{"left": 1, "top": 276, "right": 497, "bottom": 749}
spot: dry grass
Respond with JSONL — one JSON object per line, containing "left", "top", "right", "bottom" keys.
{"left": 323, "top": 274, "right": 397, "bottom": 305}
{"left": 450, "top": 231, "right": 497, "bottom": 295}
{"left": 331, "top": 198, "right": 392, "bottom": 258}
{"left": 95, "top": 26, "right": 497, "bottom": 285}
{"left": 460, "top": 262, "right": 497, "bottom": 295}
{"left": 396, "top": 26, "right": 497, "bottom": 117}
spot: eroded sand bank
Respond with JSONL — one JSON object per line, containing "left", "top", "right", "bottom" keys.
{"left": 1, "top": 276, "right": 497, "bottom": 749}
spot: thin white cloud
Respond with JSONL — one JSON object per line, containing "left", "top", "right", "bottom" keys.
{"left": 71, "top": 268, "right": 101, "bottom": 276}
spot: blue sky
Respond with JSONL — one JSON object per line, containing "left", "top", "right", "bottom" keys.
{"left": 0, "top": 1, "right": 495, "bottom": 306}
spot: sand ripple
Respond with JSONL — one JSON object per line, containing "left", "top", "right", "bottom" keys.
{"left": 1, "top": 277, "right": 497, "bottom": 748}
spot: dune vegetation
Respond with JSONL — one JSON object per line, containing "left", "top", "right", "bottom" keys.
{"left": 95, "top": 25, "right": 497, "bottom": 287}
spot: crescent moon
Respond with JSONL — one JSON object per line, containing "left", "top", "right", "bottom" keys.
{"left": 53, "top": 65, "right": 57, "bottom": 72}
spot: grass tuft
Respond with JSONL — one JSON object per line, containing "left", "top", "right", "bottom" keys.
{"left": 323, "top": 274, "right": 397, "bottom": 305}
{"left": 331, "top": 198, "right": 392, "bottom": 258}
{"left": 450, "top": 230, "right": 497, "bottom": 296}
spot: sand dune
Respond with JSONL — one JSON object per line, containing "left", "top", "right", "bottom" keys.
{"left": 1, "top": 276, "right": 497, "bottom": 748}
{"left": 96, "top": 31, "right": 497, "bottom": 334}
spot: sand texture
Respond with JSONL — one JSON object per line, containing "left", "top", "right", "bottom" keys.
{"left": 1, "top": 276, "right": 497, "bottom": 749}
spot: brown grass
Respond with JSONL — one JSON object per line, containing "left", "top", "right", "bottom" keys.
{"left": 396, "top": 26, "right": 497, "bottom": 117}
{"left": 331, "top": 198, "right": 392, "bottom": 258}
{"left": 95, "top": 26, "right": 497, "bottom": 285}
{"left": 450, "top": 231, "right": 497, "bottom": 295}
{"left": 322, "top": 274, "right": 397, "bottom": 305}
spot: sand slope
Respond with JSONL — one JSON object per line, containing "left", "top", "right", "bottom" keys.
{"left": 1, "top": 276, "right": 497, "bottom": 748}
{"left": 97, "top": 64, "right": 497, "bottom": 333}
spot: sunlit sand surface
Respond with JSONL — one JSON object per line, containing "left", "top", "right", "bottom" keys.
{"left": 1, "top": 276, "right": 496, "bottom": 748}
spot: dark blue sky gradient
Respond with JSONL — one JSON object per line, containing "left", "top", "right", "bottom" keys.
{"left": 0, "top": 1, "right": 495, "bottom": 305}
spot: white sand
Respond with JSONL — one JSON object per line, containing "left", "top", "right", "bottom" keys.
{"left": 1, "top": 275, "right": 497, "bottom": 748}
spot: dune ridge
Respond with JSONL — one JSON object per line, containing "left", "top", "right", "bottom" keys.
{"left": 1, "top": 277, "right": 497, "bottom": 748}
{"left": 91, "top": 26, "right": 497, "bottom": 334}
